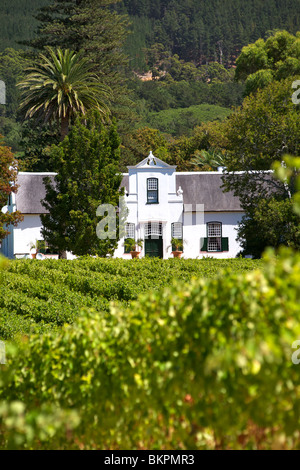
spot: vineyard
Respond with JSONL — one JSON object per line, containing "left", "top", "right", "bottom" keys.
{"left": 0, "top": 252, "right": 300, "bottom": 449}
{"left": 0, "top": 257, "right": 263, "bottom": 340}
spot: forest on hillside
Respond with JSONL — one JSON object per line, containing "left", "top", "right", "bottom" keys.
{"left": 0, "top": 0, "right": 300, "bottom": 171}
{"left": 121, "top": 0, "right": 300, "bottom": 70}
{"left": 0, "top": 0, "right": 49, "bottom": 50}
{"left": 1, "top": 0, "right": 300, "bottom": 68}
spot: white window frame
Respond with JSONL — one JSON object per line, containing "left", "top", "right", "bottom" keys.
{"left": 207, "top": 222, "right": 222, "bottom": 252}
{"left": 144, "top": 221, "right": 162, "bottom": 238}
{"left": 147, "top": 178, "right": 159, "bottom": 204}
{"left": 125, "top": 223, "right": 135, "bottom": 240}
{"left": 171, "top": 222, "right": 183, "bottom": 239}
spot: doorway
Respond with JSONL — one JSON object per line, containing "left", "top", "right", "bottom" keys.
{"left": 144, "top": 236, "right": 163, "bottom": 258}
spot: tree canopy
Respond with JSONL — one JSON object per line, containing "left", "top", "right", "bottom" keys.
{"left": 18, "top": 47, "right": 111, "bottom": 141}
{"left": 235, "top": 31, "right": 300, "bottom": 95}
{"left": 41, "top": 111, "right": 124, "bottom": 257}
{"left": 221, "top": 78, "right": 300, "bottom": 256}
{"left": 28, "top": 0, "right": 133, "bottom": 124}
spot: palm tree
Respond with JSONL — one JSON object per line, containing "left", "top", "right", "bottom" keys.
{"left": 18, "top": 47, "right": 111, "bottom": 141}
{"left": 190, "top": 149, "right": 225, "bottom": 171}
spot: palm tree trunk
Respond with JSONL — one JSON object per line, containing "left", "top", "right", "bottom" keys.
{"left": 60, "top": 115, "right": 69, "bottom": 141}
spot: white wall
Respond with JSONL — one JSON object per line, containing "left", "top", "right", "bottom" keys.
{"left": 114, "top": 164, "right": 184, "bottom": 259}
{"left": 184, "top": 211, "right": 243, "bottom": 259}
{"left": 12, "top": 215, "right": 76, "bottom": 259}
{"left": 114, "top": 163, "right": 244, "bottom": 259}
{"left": 13, "top": 215, "right": 44, "bottom": 256}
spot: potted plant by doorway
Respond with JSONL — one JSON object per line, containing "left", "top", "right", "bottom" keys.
{"left": 170, "top": 237, "right": 184, "bottom": 258}
{"left": 124, "top": 238, "right": 143, "bottom": 259}
{"left": 29, "top": 239, "right": 46, "bottom": 259}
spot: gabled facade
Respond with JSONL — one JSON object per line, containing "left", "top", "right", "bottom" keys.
{"left": 115, "top": 151, "right": 244, "bottom": 259}
{"left": 0, "top": 152, "right": 245, "bottom": 259}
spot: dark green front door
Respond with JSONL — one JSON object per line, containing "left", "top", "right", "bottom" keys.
{"left": 144, "top": 237, "right": 163, "bottom": 258}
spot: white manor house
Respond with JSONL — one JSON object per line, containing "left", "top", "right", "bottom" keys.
{"left": 1, "top": 152, "right": 245, "bottom": 259}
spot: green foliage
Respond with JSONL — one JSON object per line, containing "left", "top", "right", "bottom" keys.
{"left": 123, "top": 237, "right": 136, "bottom": 252}
{"left": 29, "top": 0, "right": 134, "bottom": 127}
{"left": 237, "top": 198, "right": 300, "bottom": 258}
{"left": 120, "top": 126, "right": 171, "bottom": 169}
{"left": 0, "top": 257, "right": 262, "bottom": 341}
{"left": 274, "top": 155, "right": 300, "bottom": 216}
{"left": 41, "top": 111, "right": 123, "bottom": 257}
{"left": 0, "top": 48, "right": 30, "bottom": 153}
{"left": 121, "top": 119, "right": 229, "bottom": 172}
{"left": 219, "top": 77, "right": 300, "bottom": 172}
{"left": 190, "top": 149, "right": 225, "bottom": 171}
{"left": 28, "top": 239, "right": 46, "bottom": 253}
{"left": 221, "top": 78, "right": 300, "bottom": 256}
{"left": 121, "top": 1, "right": 300, "bottom": 68}
{"left": 0, "top": 138, "right": 23, "bottom": 242}
{"left": 0, "top": 0, "right": 49, "bottom": 51}
{"left": 18, "top": 47, "right": 111, "bottom": 141}
{"left": 236, "top": 31, "right": 300, "bottom": 94}
{"left": 131, "top": 77, "right": 244, "bottom": 113}
{"left": 137, "top": 104, "right": 231, "bottom": 137}
{"left": 124, "top": 238, "right": 143, "bottom": 252}
{"left": 0, "top": 247, "right": 299, "bottom": 449}
{"left": 244, "top": 69, "right": 274, "bottom": 97}
{"left": 170, "top": 237, "right": 183, "bottom": 251}
{"left": 18, "top": 120, "right": 60, "bottom": 171}
{"left": 162, "top": 120, "right": 228, "bottom": 171}
{"left": 0, "top": 255, "right": 9, "bottom": 271}
{"left": 0, "top": 48, "right": 28, "bottom": 117}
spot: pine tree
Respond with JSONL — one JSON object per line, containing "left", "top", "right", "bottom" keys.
{"left": 28, "top": 0, "right": 134, "bottom": 124}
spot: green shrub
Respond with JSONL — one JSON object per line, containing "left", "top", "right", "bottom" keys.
{"left": 0, "top": 248, "right": 299, "bottom": 449}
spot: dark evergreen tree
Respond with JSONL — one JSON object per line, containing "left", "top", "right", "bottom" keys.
{"left": 41, "top": 110, "right": 124, "bottom": 257}
{"left": 27, "top": 0, "right": 134, "bottom": 124}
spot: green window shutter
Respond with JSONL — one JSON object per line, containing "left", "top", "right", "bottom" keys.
{"left": 200, "top": 237, "right": 208, "bottom": 251}
{"left": 221, "top": 237, "right": 229, "bottom": 251}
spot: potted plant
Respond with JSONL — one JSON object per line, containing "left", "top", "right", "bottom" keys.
{"left": 29, "top": 239, "right": 46, "bottom": 259}
{"left": 124, "top": 238, "right": 143, "bottom": 259}
{"left": 170, "top": 237, "right": 184, "bottom": 258}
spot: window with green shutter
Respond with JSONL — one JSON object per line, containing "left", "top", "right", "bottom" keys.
{"left": 207, "top": 222, "right": 222, "bottom": 252}
{"left": 221, "top": 237, "right": 229, "bottom": 251}
{"left": 200, "top": 237, "right": 208, "bottom": 251}
{"left": 200, "top": 223, "right": 229, "bottom": 252}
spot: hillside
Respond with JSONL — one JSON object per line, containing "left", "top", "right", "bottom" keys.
{"left": 1, "top": 0, "right": 300, "bottom": 68}
{"left": 121, "top": 0, "right": 300, "bottom": 70}
{"left": 0, "top": 0, "right": 300, "bottom": 159}
{"left": 0, "top": 0, "right": 49, "bottom": 51}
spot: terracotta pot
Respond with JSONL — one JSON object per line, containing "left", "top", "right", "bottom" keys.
{"left": 31, "top": 253, "right": 37, "bottom": 259}
{"left": 130, "top": 251, "right": 140, "bottom": 259}
{"left": 172, "top": 251, "right": 182, "bottom": 258}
